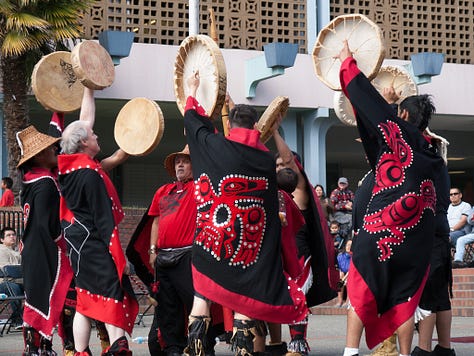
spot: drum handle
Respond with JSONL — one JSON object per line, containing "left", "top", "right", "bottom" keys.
{"left": 209, "top": 8, "right": 230, "bottom": 136}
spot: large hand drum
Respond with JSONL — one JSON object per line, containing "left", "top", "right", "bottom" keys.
{"left": 333, "top": 91, "right": 357, "bottom": 126}
{"left": 71, "top": 40, "right": 115, "bottom": 90}
{"left": 114, "top": 98, "right": 165, "bottom": 156}
{"left": 333, "top": 65, "right": 418, "bottom": 126}
{"left": 257, "top": 96, "right": 289, "bottom": 144}
{"left": 312, "top": 14, "right": 385, "bottom": 90}
{"left": 371, "top": 65, "right": 418, "bottom": 103}
{"left": 31, "top": 51, "right": 84, "bottom": 113}
{"left": 174, "top": 34, "right": 227, "bottom": 121}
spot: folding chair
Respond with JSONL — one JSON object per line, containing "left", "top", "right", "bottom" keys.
{"left": 129, "top": 274, "right": 154, "bottom": 327}
{"left": 0, "top": 265, "right": 25, "bottom": 336}
{"left": 463, "top": 242, "right": 474, "bottom": 264}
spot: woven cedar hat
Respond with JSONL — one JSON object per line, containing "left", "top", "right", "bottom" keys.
{"left": 16, "top": 126, "right": 60, "bottom": 168}
{"left": 164, "top": 145, "right": 190, "bottom": 178}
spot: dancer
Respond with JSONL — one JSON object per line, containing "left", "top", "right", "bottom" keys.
{"left": 183, "top": 72, "right": 307, "bottom": 356}
{"left": 337, "top": 41, "right": 446, "bottom": 356}
{"left": 58, "top": 88, "right": 138, "bottom": 355}
{"left": 17, "top": 122, "right": 73, "bottom": 355}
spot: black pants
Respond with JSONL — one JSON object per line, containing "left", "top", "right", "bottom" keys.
{"left": 152, "top": 250, "right": 194, "bottom": 355}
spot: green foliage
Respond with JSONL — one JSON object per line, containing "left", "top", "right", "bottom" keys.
{"left": 0, "top": 0, "right": 93, "bottom": 56}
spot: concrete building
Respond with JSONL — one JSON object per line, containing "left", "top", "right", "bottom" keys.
{"left": 3, "top": 0, "right": 474, "bottom": 206}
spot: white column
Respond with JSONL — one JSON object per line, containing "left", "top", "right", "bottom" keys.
{"left": 189, "top": 0, "right": 199, "bottom": 35}
{"left": 303, "top": 108, "right": 338, "bottom": 191}
{"left": 307, "top": 0, "right": 331, "bottom": 53}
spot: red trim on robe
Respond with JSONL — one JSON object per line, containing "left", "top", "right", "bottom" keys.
{"left": 294, "top": 159, "right": 340, "bottom": 290}
{"left": 23, "top": 245, "right": 73, "bottom": 340}
{"left": 227, "top": 127, "right": 269, "bottom": 152}
{"left": 339, "top": 57, "right": 361, "bottom": 98}
{"left": 192, "top": 265, "right": 307, "bottom": 324}
{"left": 280, "top": 190, "right": 305, "bottom": 279}
{"left": 50, "top": 112, "right": 64, "bottom": 134}
{"left": 58, "top": 153, "right": 138, "bottom": 334}
{"left": 22, "top": 168, "right": 73, "bottom": 340}
{"left": 185, "top": 96, "right": 208, "bottom": 117}
{"left": 347, "top": 260, "right": 429, "bottom": 349}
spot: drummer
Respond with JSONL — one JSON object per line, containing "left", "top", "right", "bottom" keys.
{"left": 182, "top": 72, "right": 307, "bottom": 356}
{"left": 58, "top": 88, "right": 137, "bottom": 355}
{"left": 337, "top": 41, "right": 447, "bottom": 356}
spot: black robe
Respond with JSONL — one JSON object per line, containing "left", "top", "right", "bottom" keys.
{"left": 183, "top": 97, "right": 307, "bottom": 324}
{"left": 58, "top": 153, "right": 138, "bottom": 334}
{"left": 21, "top": 170, "right": 72, "bottom": 339}
{"left": 340, "top": 58, "right": 445, "bottom": 348}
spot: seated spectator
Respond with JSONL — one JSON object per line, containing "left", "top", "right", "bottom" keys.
{"left": 336, "top": 239, "right": 352, "bottom": 307}
{"left": 329, "top": 221, "right": 344, "bottom": 250}
{"left": 452, "top": 208, "right": 474, "bottom": 268}
{"left": 314, "top": 184, "right": 333, "bottom": 221}
{"left": 447, "top": 187, "right": 471, "bottom": 247}
{"left": 0, "top": 177, "right": 14, "bottom": 207}
{"left": 0, "top": 227, "right": 23, "bottom": 326}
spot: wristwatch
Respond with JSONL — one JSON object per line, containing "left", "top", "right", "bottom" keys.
{"left": 148, "top": 245, "right": 157, "bottom": 255}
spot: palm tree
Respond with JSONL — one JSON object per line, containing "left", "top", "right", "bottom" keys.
{"left": 0, "top": 0, "right": 93, "bottom": 193}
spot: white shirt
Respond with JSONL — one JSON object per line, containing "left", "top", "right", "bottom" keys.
{"left": 0, "top": 244, "right": 20, "bottom": 268}
{"left": 447, "top": 201, "right": 471, "bottom": 229}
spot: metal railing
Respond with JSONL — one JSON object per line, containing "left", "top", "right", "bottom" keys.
{"left": 0, "top": 208, "right": 24, "bottom": 237}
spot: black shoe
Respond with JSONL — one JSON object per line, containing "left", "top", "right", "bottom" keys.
{"left": 411, "top": 346, "right": 430, "bottom": 356}
{"left": 452, "top": 260, "right": 468, "bottom": 269}
{"left": 265, "top": 342, "right": 287, "bottom": 355}
{"left": 431, "top": 344, "right": 456, "bottom": 356}
{"left": 165, "top": 346, "right": 183, "bottom": 356}
{"left": 103, "top": 336, "right": 132, "bottom": 356}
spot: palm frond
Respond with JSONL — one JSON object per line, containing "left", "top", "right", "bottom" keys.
{"left": 5, "top": 13, "right": 49, "bottom": 31}
{"left": 2, "top": 31, "right": 42, "bottom": 56}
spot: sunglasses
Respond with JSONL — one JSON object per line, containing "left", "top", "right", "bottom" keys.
{"left": 450, "top": 192, "right": 460, "bottom": 196}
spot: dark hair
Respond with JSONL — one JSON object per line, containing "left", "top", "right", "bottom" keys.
{"left": 314, "top": 184, "right": 326, "bottom": 198}
{"left": 329, "top": 220, "right": 339, "bottom": 227}
{"left": 2, "top": 177, "right": 13, "bottom": 189}
{"left": 399, "top": 94, "right": 436, "bottom": 131}
{"left": 229, "top": 104, "right": 258, "bottom": 129}
{"left": 1, "top": 227, "right": 15, "bottom": 241}
{"left": 277, "top": 168, "right": 298, "bottom": 194}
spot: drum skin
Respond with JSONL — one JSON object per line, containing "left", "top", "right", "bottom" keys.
{"left": 114, "top": 98, "right": 165, "bottom": 156}
{"left": 333, "top": 65, "right": 418, "bottom": 126}
{"left": 31, "top": 51, "right": 84, "bottom": 113}
{"left": 174, "top": 34, "right": 227, "bottom": 121}
{"left": 312, "top": 14, "right": 385, "bottom": 91}
{"left": 71, "top": 40, "right": 115, "bottom": 90}
{"left": 257, "top": 96, "right": 289, "bottom": 144}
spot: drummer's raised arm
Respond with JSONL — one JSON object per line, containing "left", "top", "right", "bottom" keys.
{"left": 336, "top": 40, "right": 353, "bottom": 63}
{"left": 79, "top": 87, "right": 95, "bottom": 128}
{"left": 100, "top": 148, "right": 129, "bottom": 172}
{"left": 187, "top": 71, "right": 200, "bottom": 98}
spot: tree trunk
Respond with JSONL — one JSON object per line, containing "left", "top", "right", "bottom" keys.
{"left": 1, "top": 54, "right": 30, "bottom": 196}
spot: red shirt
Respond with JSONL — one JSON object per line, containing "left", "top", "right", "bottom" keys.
{"left": 148, "top": 180, "right": 196, "bottom": 249}
{"left": 0, "top": 189, "right": 14, "bottom": 207}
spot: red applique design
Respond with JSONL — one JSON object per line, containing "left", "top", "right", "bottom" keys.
{"left": 373, "top": 121, "right": 413, "bottom": 194}
{"left": 364, "top": 180, "right": 436, "bottom": 261}
{"left": 23, "top": 203, "right": 30, "bottom": 227}
{"left": 194, "top": 173, "right": 268, "bottom": 268}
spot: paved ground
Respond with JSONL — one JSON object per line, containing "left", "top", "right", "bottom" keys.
{"left": 1, "top": 314, "right": 473, "bottom": 355}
